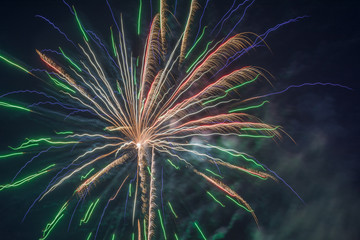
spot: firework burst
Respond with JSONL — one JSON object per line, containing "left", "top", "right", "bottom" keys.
{"left": 0, "top": 0, "right": 313, "bottom": 239}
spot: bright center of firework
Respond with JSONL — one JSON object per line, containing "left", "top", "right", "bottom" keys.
{"left": 136, "top": 143, "right": 141, "bottom": 148}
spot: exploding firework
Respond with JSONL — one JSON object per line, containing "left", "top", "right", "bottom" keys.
{"left": 0, "top": 0, "right": 335, "bottom": 239}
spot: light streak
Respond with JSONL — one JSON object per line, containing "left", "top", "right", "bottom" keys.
{"left": 202, "top": 74, "right": 260, "bottom": 105}
{"left": 143, "top": 219, "right": 147, "bottom": 240}
{"left": 194, "top": 222, "right": 207, "bottom": 240}
{"left": 0, "top": 152, "right": 24, "bottom": 159}
{"left": 0, "top": 101, "right": 31, "bottom": 112}
{"left": 137, "top": 0, "right": 142, "bottom": 35}
{"left": 226, "top": 195, "right": 252, "bottom": 212}
{"left": 206, "top": 191, "right": 225, "bottom": 207}
{"left": 47, "top": 72, "right": 76, "bottom": 93}
{"left": 9, "top": 138, "right": 79, "bottom": 151}
{"left": 185, "top": 26, "right": 207, "bottom": 59}
{"left": 80, "top": 168, "right": 95, "bottom": 180}
{"left": 0, "top": 55, "right": 30, "bottom": 73}
{"left": 59, "top": 47, "right": 82, "bottom": 72}
{"left": 167, "top": 201, "right": 178, "bottom": 218}
{"left": 55, "top": 131, "right": 74, "bottom": 135}
{"left": 8, "top": 144, "right": 38, "bottom": 152}
{"left": 40, "top": 202, "right": 68, "bottom": 240}
{"left": 129, "top": 183, "right": 132, "bottom": 197}
{"left": 0, "top": 164, "right": 55, "bottom": 191}
{"left": 80, "top": 199, "right": 100, "bottom": 225}
{"left": 238, "top": 134, "right": 274, "bottom": 139}
{"left": 72, "top": 6, "right": 89, "bottom": 41}
{"left": 250, "top": 82, "right": 353, "bottom": 101}
{"left": 110, "top": 26, "right": 117, "bottom": 57}
{"left": 205, "top": 144, "right": 266, "bottom": 170}
{"left": 166, "top": 159, "right": 179, "bottom": 170}
{"left": 229, "top": 100, "right": 269, "bottom": 113}
{"left": 205, "top": 169, "right": 223, "bottom": 179}
{"left": 186, "top": 41, "right": 212, "bottom": 73}
{"left": 158, "top": 209, "right": 167, "bottom": 240}
{"left": 86, "top": 232, "right": 93, "bottom": 240}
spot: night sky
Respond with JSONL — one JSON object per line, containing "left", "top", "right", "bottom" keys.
{"left": 0, "top": 0, "right": 359, "bottom": 239}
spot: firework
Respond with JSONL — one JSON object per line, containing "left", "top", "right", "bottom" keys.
{"left": 0, "top": 0, "right": 323, "bottom": 239}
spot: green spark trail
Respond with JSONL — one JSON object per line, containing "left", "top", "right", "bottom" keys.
{"left": 72, "top": 6, "right": 89, "bottom": 41}
{"left": 0, "top": 55, "right": 30, "bottom": 73}
{"left": 194, "top": 222, "right": 207, "bottom": 240}
{"left": 229, "top": 100, "right": 269, "bottom": 113}
{"left": 0, "top": 164, "right": 55, "bottom": 191}
{"left": 0, "top": 152, "right": 24, "bottom": 160}
{"left": 40, "top": 202, "right": 68, "bottom": 240}
{"left": 0, "top": 101, "right": 31, "bottom": 112}
{"left": 80, "top": 199, "right": 100, "bottom": 225}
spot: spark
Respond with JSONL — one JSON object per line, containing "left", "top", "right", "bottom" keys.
{"left": 0, "top": 55, "right": 31, "bottom": 74}
{"left": 0, "top": 152, "right": 24, "bottom": 160}
{"left": 194, "top": 222, "right": 207, "bottom": 240}
{"left": 80, "top": 168, "right": 95, "bottom": 180}
{"left": 226, "top": 195, "right": 252, "bottom": 212}
{"left": 137, "top": 0, "right": 142, "bottom": 35}
{"left": 206, "top": 191, "right": 225, "bottom": 207}
{"left": 59, "top": 47, "right": 82, "bottom": 72}
{"left": 185, "top": 26, "right": 207, "bottom": 59}
{"left": 0, "top": 164, "right": 55, "bottom": 191}
{"left": 158, "top": 209, "right": 167, "bottom": 240}
{"left": 80, "top": 199, "right": 100, "bottom": 225}
{"left": 229, "top": 100, "right": 270, "bottom": 113}
{"left": 55, "top": 131, "right": 74, "bottom": 135}
{"left": 40, "top": 202, "right": 68, "bottom": 240}
{"left": 0, "top": 101, "right": 31, "bottom": 112}
{"left": 72, "top": 6, "right": 88, "bottom": 41}
{"left": 167, "top": 201, "right": 178, "bottom": 218}
{"left": 166, "top": 159, "right": 180, "bottom": 170}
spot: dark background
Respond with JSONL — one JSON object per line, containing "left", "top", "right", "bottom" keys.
{"left": 0, "top": 0, "right": 359, "bottom": 239}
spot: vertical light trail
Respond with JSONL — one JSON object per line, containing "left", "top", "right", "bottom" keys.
{"left": 72, "top": 6, "right": 89, "bottom": 41}
{"left": 110, "top": 26, "right": 118, "bottom": 56}
{"left": 143, "top": 219, "right": 147, "bottom": 240}
{"left": 158, "top": 209, "right": 167, "bottom": 240}
{"left": 137, "top": 0, "right": 143, "bottom": 35}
